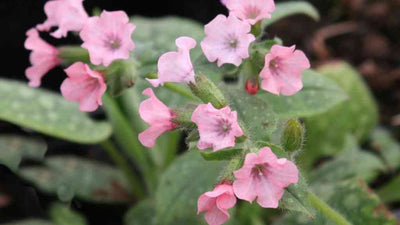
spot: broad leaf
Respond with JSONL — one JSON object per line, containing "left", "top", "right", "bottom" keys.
{"left": 125, "top": 200, "right": 157, "bottom": 225}
{"left": 258, "top": 70, "right": 348, "bottom": 119}
{"left": 49, "top": 203, "right": 87, "bottom": 225}
{"left": 0, "top": 79, "right": 112, "bottom": 144}
{"left": 0, "top": 220, "right": 53, "bottom": 225}
{"left": 310, "top": 136, "right": 385, "bottom": 184}
{"left": 155, "top": 151, "right": 226, "bottom": 225}
{"left": 278, "top": 179, "right": 398, "bottom": 225}
{"left": 20, "top": 156, "right": 132, "bottom": 203}
{"left": 262, "top": 1, "right": 320, "bottom": 28}
{"left": 0, "top": 135, "right": 46, "bottom": 172}
{"left": 377, "top": 174, "right": 400, "bottom": 203}
{"left": 371, "top": 128, "right": 400, "bottom": 170}
{"left": 301, "top": 62, "right": 378, "bottom": 170}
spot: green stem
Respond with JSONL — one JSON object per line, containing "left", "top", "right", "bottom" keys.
{"left": 101, "top": 140, "right": 145, "bottom": 199}
{"left": 308, "top": 191, "right": 353, "bottom": 225}
{"left": 102, "top": 93, "right": 155, "bottom": 193}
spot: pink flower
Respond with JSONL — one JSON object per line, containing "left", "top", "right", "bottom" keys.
{"left": 201, "top": 14, "right": 255, "bottom": 67}
{"left": 147, "top": 37, "right": 196, "bottom": 87}
{"left": 37, "top": 0, "right": 89, "bottom": 38}
{"left": 24, "top": 28, "right": 61, "bottom": 87}
{"left": 80, "top": 10, "right": 136, "bottom": 67}
{"left": 191, "top": 103, "right": 243, "bottom": 151}
{"left": 60, "top": 62, "right": 107, "bottom": 112}
{"left": 138, "top": 88, "right": 177, "bottom": 147}
{"left": 259, "top": 45, "right": 310, "bottom": 96}
{"left": 225, "top": 0, "right": 275, "bottom": 25}
{"left": 197, "top": 184, "right": 237, "bottom": 225}
{"left": 220, "top": 0, "right": 227, "bottom": 6}
{"left": 233, "top": 147, "right": 298, "bottom": 208}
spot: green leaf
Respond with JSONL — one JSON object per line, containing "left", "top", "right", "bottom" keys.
{"left": 0, "top": 135, "right": 46, "bottom": 172}
{"left": 371, "top": 128, "right": 400, "bottom": 170}
{"left": 20, "top": 156, "right": 132, "bottom": 203}
{"left": 222, "top": 85, "right": 277, "bottom": 142}
{"left": 301, "top": 62, "right": 378, "bottom": 170}
{"left": 155, "top": 151, "right": 226, "bottom": 225}
{"left": 310, "top": 136, "right": 385, "bottom": 184}
{"left": 0, "top": 79, "right": 112, "bottom": 144}
{"left": 262, "top": 1, "right": 320, "bottom": 28}
{"left": 0, "top": 221, "right": 54, "bottom": 225}
{"left": 377, "top": 173, "right": 400, "bottom": 203}
{"left": 49, "top": 203, "right": 87, "bottom": 225}
{"left": 132, "top": 16, "right": 204, "bottom": 71}
{"left": 125, "top": 200, "right": 157, "bottom": 225}
{"left": 257, "top": 70, "right": 348, "bottom": 119}
{"left": 278, "top": 179, "right": 398, "bottom": 225}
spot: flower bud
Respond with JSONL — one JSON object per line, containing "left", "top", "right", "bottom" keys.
{"left": 245, "top": 78, "right": 259, "bottom": 95}
{"left": 104, "top": 59, "right": 138, "bottom": 97}
{"left": 58, "top": 46, "right": 90, "bottom": 65}
{"left": 281, "top": 119, "right": 305, "bottom": 152}
{"left": 188, "top": 75, "right": 227, "bottom": 109}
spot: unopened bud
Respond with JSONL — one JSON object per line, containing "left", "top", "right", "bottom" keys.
{"left": 105, "top": 59, "right": 138, "bottom": 96}
{"left": 188, "top": 74, "right": 227, "bottom": 109}
{"left": 245, "top": 78, "right": 259, "bottom": 95}
{"left": 281, "top": 119, "right": 305, "bottom": 152}
{"left": 58, "top": 46, "right": 90, "bottom": 65}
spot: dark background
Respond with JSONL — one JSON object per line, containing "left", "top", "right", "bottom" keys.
{"left": 1, "top": 0, "right": 400, "bottom": 224}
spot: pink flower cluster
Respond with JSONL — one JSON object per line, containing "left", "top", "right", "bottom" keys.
{"left": 198, "top": 147, "right": 298, "bottom": 225}
{"left": 25, "top": 0, "right": 136, "bottom": 111}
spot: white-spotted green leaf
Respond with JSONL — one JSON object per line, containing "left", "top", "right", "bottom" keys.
{"left": 20, "top": 156, "right": 132, "bottom": 203}
{"left": 155, "top": 151, "right": 226, "bottom": 225}
{"left": 371, "top": 128, "right": 400, "bottom": 170}
{"left": 257, "top": 70, "right": 348, "bottom": 119}
{"left": 0, "top": 79, "right": 112, "bottom": 144}
{"left": 0, "top": 135, "right": 46, "bottom": 172}
{"left": 262, "top": 1, "right": 320, "bottom": 28}
{"left": 49, "top": 203, "right": 87, "bottom": 225}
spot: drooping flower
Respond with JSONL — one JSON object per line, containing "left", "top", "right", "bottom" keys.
{"left": 138, "top": 88, "right": 177, "bottom": 147}
{"left": 191, "top": 103, "right": 243, "bottom": 151}
{"left": 225, "top": 0, "right": 275, "bottom": 25}
{"left": 198, "top": 184, "right": 237, "bottom": 225}
{"left": 232, "top": 147, "right": 298, "bottom": 208}
{"left": 201, "top": 14, "right": 255, "bottom": 67}
{"left": 37, "top": 0, "right": 89, "bottom": 38}
{"left": 24, "top": 28, "right": 61, "bottom": 87}
{"left": 80, "top": 10, "right": 136, "bottom": 67}
{"left": 60, "top": 62, "right": 107, "bottom": 112}
{"left": 147, "top": 37, "right": 196, "bottom": 87}
{"left": 259, "top": 45, "right": 310, "bottom": 96}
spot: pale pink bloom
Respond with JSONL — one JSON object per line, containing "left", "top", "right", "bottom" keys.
{"left": 37, "top": 0, "right": 89, "bottom": 38}
{"left": 80, "top": 10, "right": 136, "bottom": 67}
{"left": 259, "top": 45, "right": 310, "bottom": 96}
{"left": 233, "top": 147, "right": 298, "bottom": 208}
{"left": 198, "top": 184, "right": 237, "bottom": 225}
{"left": 24, "top": 28, "right": 61, "bottom": 87}
{"left": 138, "top": 88, "right": 177, "bottom": 148}
{"left": 201, "top": 14, "right": 255, "bottom": 67}
{"left": 225, "top": 0, "right": 275, "bottom": 25}
{"left": 60, "top": 62, "right": 107, "bottom": 112}
{"left": 220, "top": 0, "right": 227, "bottom": 6}
{"left": 191, "top": 103, "right": 243, "bottom": 151}
{"left": 147, "top": 37, "right": 196, "bottom": 87}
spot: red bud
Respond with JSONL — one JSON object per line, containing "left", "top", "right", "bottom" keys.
{"left": 245, "top": 79, "right": 259, "bottom": 95}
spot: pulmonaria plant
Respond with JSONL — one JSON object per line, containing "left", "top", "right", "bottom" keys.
{"left": 22, "top": 0, "right": 325, "bottom": 225}
{"left": 147, "top": 37, "right": 196, "bottom": 87}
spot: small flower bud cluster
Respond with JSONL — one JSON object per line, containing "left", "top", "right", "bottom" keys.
{"left": 25, "top": 0, "right": 136, "bottom": 111}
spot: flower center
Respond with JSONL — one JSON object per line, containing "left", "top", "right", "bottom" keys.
{"left": 269, "top": 59, "right": 279, "bottom": 69}
{"left": 109, "top": 39, "right": 121, "bottom": 50}
{"left": 252, "top": 164, "right": 265, "bottom": 176}
{"left": 216, "top": 119, "right": 232, "bottom": 136}
{"left": 229, "top": 39, "right": 238, "bottom": 48}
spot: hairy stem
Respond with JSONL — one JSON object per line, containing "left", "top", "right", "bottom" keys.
{"left": 308, "top": 191, "right": 353, "bottom": 225}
